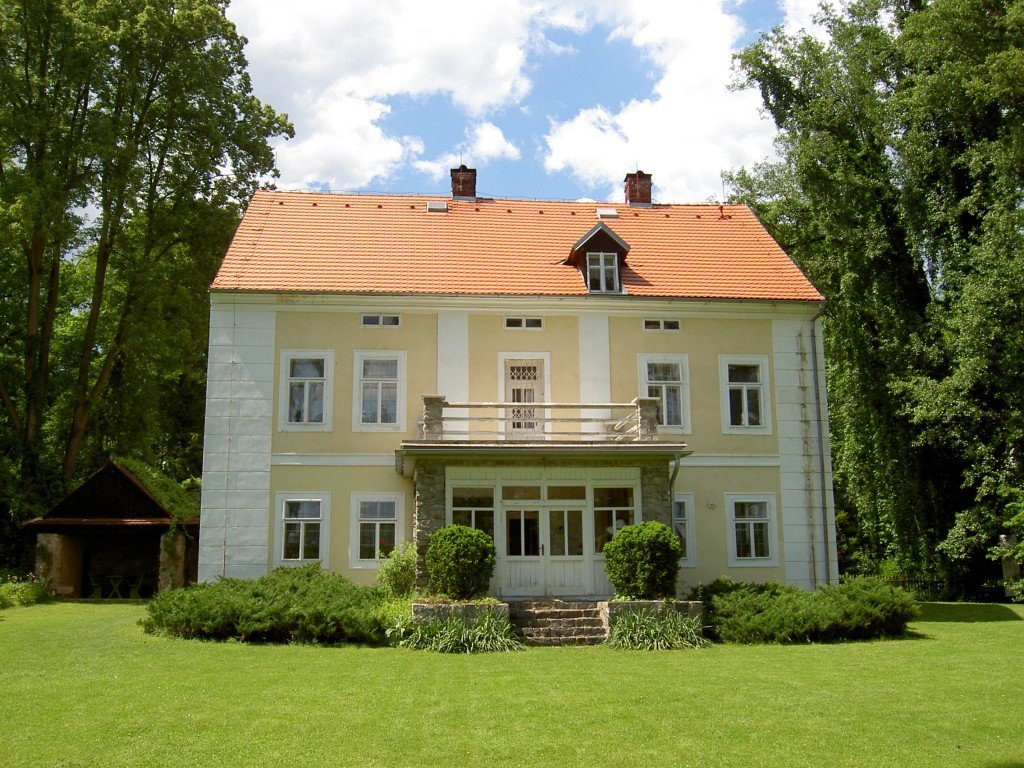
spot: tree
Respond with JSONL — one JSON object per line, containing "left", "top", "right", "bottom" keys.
{"left": 731, "top": 0, "right": 1023, "bottom": 593}
{"left": 0, "top": 0, "right": 292, "bottom": 522}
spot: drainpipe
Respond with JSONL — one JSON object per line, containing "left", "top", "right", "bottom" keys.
{"left": 669, "top": 451, "right": 683, "bottom": 491}
{"left": 809, "top": 309, "right": 831, "bottom": 585}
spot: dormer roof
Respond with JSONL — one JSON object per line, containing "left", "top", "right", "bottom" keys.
{"left": 570, "top": 222, "right": 630, "bottom": 259}
{"left": 212, "top": 192, "right": 823, "bottom": 303}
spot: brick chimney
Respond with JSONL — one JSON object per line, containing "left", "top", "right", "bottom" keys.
{"left": 450, "top": 165, "right": 477, "bottom": 199}
{"left": 624, "top": 170, "right": 652, "bottom": 206}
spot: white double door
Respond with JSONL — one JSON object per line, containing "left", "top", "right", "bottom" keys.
{"left": 501, "top": 504, "right": 588, "bottom": 597}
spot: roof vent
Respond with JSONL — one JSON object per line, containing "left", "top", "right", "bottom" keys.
{"left": 596, "top": 207, "right": 618, "bottom": 219}
{"left": 426, "top": 201, "right": 448, "bottom": 213}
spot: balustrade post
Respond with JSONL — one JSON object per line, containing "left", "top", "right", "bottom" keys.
{"left": 422, "top": 395, "right": 446, "bottom": 439}
{"left": 636, "top": 397, "right": 660, "bottom": 439}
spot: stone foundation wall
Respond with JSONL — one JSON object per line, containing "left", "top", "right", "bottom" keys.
{"left": 411, "top": 601, "right": 509, "bottom": 623}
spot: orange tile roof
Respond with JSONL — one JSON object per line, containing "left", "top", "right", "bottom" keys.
{"left": 212, "top": 190, "right": 823, "bottom": 302}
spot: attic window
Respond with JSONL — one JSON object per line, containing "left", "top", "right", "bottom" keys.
{"left": 644, "top": 319, "right": 681, "bottom": 331}
{"left": 504, "top": 317, "right": 543, "bottom": 330}
{"left": 425, "top": 201, "right": 448, "bottom": 213}
{"left": 362, "top": 314, "right": 401, "bottom": 327}
{"left": 586, "top": 253, "right": 619, "bottom": 293}
{"left": 596, "top": 208, "right": 618, "bottom": 219}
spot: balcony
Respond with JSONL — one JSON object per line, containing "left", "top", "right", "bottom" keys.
{"left": 395, "top": 395, "right": 690, "bottom": 476}
{"left": 415, "top": 395, "right": 663, "bottom": 442}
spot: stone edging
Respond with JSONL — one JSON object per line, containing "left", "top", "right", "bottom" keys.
{"left": 597, "top": 599, "right": 703, "bottom": 630}
{"left": 411, "top": 602, "right": 509, "bottom": 623}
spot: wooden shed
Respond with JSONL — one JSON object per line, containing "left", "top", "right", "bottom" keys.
{"left": 25, "top": 460, "right": 199, "bottom": 598}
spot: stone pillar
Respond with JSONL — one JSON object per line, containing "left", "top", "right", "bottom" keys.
{"left": 159, "top": 528, "right": 188, "bottom": 592}
{"left": 640, "top": 461, "right": 671, "bottom": 528}
{"left": 35, "top": 533, "right": 83, "bottom": 598}
{"left": 636, "top": 397, "right": 659, "bottom": 439}
{"left": 422, "top": 395, "right": 446, "bottom": 439}
{"left": 412, "top": 459, "right": 446, "bottom": 587}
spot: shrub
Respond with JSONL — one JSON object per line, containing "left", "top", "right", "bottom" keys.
{"left": 142, "top": 564, "right": 385, "bottom": 644}
{"left": 607, "top": 607, "right": 709, "bottom": 650}
{"left": 0, "top": 572, "right": 53, "bottom": 609}
{"left": 425, "top": 525, "right": 496, "bottom": 599}
{"left": 602, "top": 521, "right": 681, "bottom": 599}
{"left": 701, "top": 576, "right": 918, "bottom": 644}
{"left": 377, "top": 540, "right": 417, "bottom": 599}
{"left": 688, "top": 577, "right": 793, "bottom": 641}
{"left": 399, "top": 609, "right": 522, "bottom": 653}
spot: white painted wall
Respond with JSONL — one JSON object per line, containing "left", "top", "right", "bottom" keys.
{"left": 436, "top": 311, "right": 469, "bottom": 439}
{"left": 772, "top": 316, "right": 839, "bottom": 589}
{"left": 198, "top": 298, "right": 276, "bottom": 581}
{"left": 578, "top": 313, "right": 611, "bottom": 433}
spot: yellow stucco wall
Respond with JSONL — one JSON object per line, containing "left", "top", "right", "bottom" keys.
{"left": 269, "top": 465, "right": 415, "bottom": 586}
{"left": 273, "top": 311, "right": 437, "bottom": 454}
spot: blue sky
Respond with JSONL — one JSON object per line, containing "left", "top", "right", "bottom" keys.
{"left": 227, "top": 1, "right": 822, "bottom": 203}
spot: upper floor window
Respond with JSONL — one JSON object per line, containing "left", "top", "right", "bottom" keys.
{"left": 362, "top": 314, "right": 401, "bottom": 327}
{"left": 720, "top": 356, "right": 771, "bottom": 434}
{"left": 353, "top": 351, "right": 406, "bottom": 431}
{"left": 639, "top": 354, "right": 690, "bottom": 431}
{"left": 586, "top": 252, "right": 619, "bottom": 293}
{"left": 279, "top": 350, "right": 333, "bottom": 431}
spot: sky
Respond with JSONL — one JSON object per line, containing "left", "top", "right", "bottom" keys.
{"left": 226, "top": 0, "right": 824, "bottom": 204}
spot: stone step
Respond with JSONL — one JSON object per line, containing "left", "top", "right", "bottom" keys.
{"left": 509, "top": 600, "right": 600, "bottom": 612}
{"left": 515, "top": 607, "right": 600, "bottom": 620}
{"left": 518, "top": 625, "right": 606, "bottom": 639}
{"left": 514, "top": 617, "right": 605, "bottom": 629}
{"left": 521, "top": 634, "right": 605, "bottom": 647}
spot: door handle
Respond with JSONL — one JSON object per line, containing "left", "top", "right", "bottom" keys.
{"left": 540, "top": 544, "right": 544, "bottom": 556}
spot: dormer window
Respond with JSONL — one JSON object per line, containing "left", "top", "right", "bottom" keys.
{"left": 587, "top": 253, "right": 619, "bottom": 293}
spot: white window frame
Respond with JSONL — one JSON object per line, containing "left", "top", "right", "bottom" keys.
{"left": 586, "top": 252, "right": 619, "bottom": 293}
{"left": 725, "top": 493, "right": 779, "bottom": 567}
{"left": 638, "top": 354, "right": 691, "bottom": 433}
{"left": 673, "top": 492, "right": 696, "bottom": 568}
{"left": 504, "top": 316, "right": 544, "bottom": 330}
{"left": 361, "top": 314, "right": 401, "bottom": 327}
{"left": 719, "top": 355, "right": 772, "bottom": 435}
{"left": 349, "top": 492, "right": 404, "bottom": 569}
{"left": 278, "top": 350, "right": 334, "bottom": 432}
{"left": 274, "top": 492, "right": 330, "bottom": 568}
{"left": 643, "top": 319, "right": 681, "bottom": 332}
{"left": 352, "top": 350, "right": 406, "bottom": 432}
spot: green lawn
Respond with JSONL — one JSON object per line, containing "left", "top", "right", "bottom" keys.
{"left": 1, "top": 601, "right": 1021, "bottom": 768}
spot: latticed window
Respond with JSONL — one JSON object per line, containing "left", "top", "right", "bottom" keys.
{"left": 282, "top": 500, "right": 322, "bottom": 561}
{"left": 360, "top": 357, "right": 399, "bottom": 424}
{"left": 508, "top": 363, "right": 539, "bottom": 430}
{"left": 287, "top": 358, "right": 325, "bottom": 424}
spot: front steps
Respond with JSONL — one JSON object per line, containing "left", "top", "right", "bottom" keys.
{"left": 508, "top": 600, "right": 606, "bottom": 646}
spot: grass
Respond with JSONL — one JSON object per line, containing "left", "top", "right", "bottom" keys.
{"left": 1, "top": 601, "right": 1022, "bottom": 768}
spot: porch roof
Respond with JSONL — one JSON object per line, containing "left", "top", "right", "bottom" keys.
{"left": 394, "top": 441, "right": 692, "bottom": 477}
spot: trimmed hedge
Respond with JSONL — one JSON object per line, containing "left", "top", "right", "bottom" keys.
{"left": 141, "top": 564, "right": 384, "bottom": 644}
{"left": 602, "top": 521, "right": 681, "bottom": 599}
{"left": 692, "top": 576, "right": 918, "bottom": 644}
{"left": 425, "top": 525, "right": 496, "bottom": 599}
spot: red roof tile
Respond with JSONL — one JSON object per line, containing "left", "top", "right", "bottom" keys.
{"left": 212, "top": 191, "right": 822, "bottom": 302}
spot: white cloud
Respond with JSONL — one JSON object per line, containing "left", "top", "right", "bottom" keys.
{"left": 782, "top": 0, "right": 832, "bottom": 38}
{"left": 413, "top": 122, "right": 521, "bottom": 181}
{"left": 542, "top": 1, "right": 776, "bottom": 202}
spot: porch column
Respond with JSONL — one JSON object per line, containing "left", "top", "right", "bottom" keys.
{"left": 159, "top": 529, "right": 188, "bottom": 592}
{"left": 412, "top": 459, "right": 446, "bottom": 587}
{"left": 35, "top": 533, "right": 83, "bottom": 598}
{"left": 640, "top": 460, "right": 671, "bottom": 528}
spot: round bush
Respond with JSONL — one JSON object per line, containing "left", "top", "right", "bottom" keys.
{"left": 602, "top": 520, "right": 681, "bottom": 599}
{"left": 425, "top": 525, "right": 496, "bottom": 599}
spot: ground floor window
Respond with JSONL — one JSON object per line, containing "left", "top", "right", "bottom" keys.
{"left": 673, "top": 492, "right": 696, "bottom": 567}
{"left": 726, "top": 493, "right": 778, "bottom": 567}
{"left": 275, "top": 492, "right": 330, "bottom": 568}
{"left": 451, "top": 487, "right": 495, "bottom": 538}
{"left": 350, "top": 493, "right": 403, "bottom": 567}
